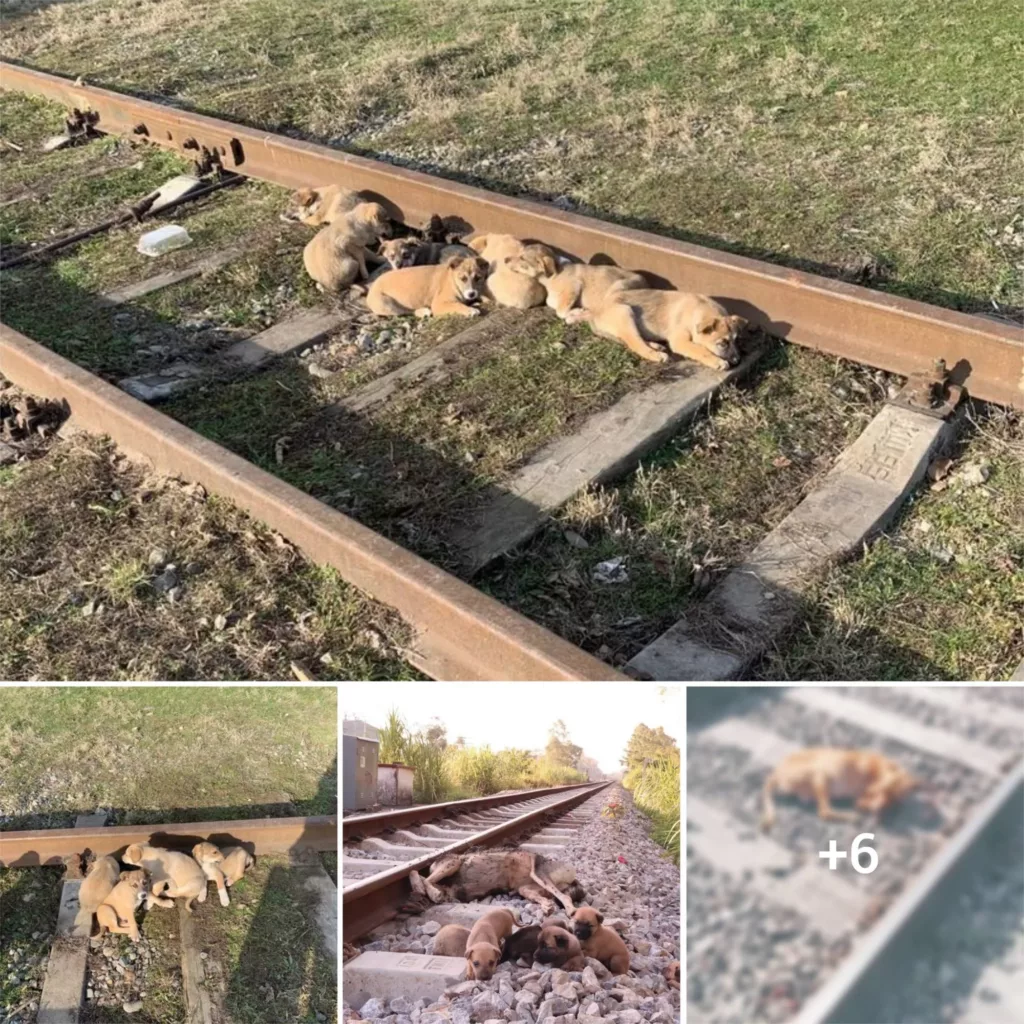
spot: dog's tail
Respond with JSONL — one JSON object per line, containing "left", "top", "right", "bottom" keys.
{"left": 761, "top": 773, "right": 777, "bottom": 831}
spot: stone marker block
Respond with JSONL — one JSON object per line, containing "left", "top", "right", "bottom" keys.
{"left": 342, "top": 951, "right": 466, "bottom": 1010}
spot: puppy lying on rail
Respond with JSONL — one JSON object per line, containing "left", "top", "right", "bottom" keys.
{"left": 367, "top": 254, "right": 489, "bottom": 318}
{"left": 123, "top": 842, "right": 207, "bottom": 913}
{"left": 503, "top": 254, "right": 646, "bottom": 319}
{"left": 303, "top": 202, "right": 392, "bottom": 293}
{"left": 192, "top": 842, "right": 254, "bottom": 907}
{"left": 379, "top": 237, "right": 474, "bottom": 270}
{"left": 408, "top": 850, "right": 581, "bottom": 915}
{"left": 761, "top": 748, "right": 919, "bottom": 830}
{"left": 284, "top": 184, "right": 363, "bottom": 227}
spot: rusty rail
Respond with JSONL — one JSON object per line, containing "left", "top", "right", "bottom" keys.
{"left": 343, "top": 782, "right": 610, "bottom": 939}
{"left": 2, "top": 61, "right": 1020, "bottom": 408}
{"left": 0, "top": 815, "right": 337, "bottom": 868}
{"left": 0, "top": 325, "right": 622, "bottom": 681}
{"left": 343, "top": 782, "right": 598, "bottom": 841}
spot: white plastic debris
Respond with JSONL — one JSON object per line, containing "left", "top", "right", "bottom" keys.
{"left": 147, "top": 174, "right": 202, "bottom": 213}
{"left": 137, "top": 224, "right": 193, "bottom": 257}
{"left": 592, "top": 556, "right": 629, "bottom": 584}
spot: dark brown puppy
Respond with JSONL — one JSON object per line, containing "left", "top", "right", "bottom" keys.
{"left": 500, "top": 924, "right": 542, "bottom": 964}
{"left": 535, "top": 924, "right": 586, "bottom": 971}
{"left": 572, "top": 906, "right": 630, "bottom": 975}
{"left": 465, "top": 908, "right": 516, "bottom": 980}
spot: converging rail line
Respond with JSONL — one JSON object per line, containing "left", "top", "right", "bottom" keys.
{"left": 1, "top": 62, "right": 1022, "bottom": 681}
{"left": 343, "top": 782, "right": 610, "bottom": 939}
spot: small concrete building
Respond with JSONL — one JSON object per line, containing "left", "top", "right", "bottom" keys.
{"left": 343, "top": 719, "right": 379, "bottom": 812}
{"left": 376, "top": 763, "right": 415, "bottom": 807}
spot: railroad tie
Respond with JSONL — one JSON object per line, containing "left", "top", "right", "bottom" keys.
{"left": 178, "top": 901, "right": 214, "bottom": 1024}
{"left": 37, "top": 813, "right": 107, "bottom": 1024}
{"left": 452, "top": 345, "right": 763, "bottom": 573}
{"left": 100, "top": 247, "right": 241, "bottom": 305}
{"left": 629, "top": 401, "right": 957, "bottom": 680}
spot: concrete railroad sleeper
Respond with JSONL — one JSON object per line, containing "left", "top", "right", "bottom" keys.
{"left": 343, "top": 781, "right": 610, "bottom": 940}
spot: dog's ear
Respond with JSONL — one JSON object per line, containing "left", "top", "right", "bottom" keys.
{"left": 465, "top": 947, "right": 473, "bottom": 960}
{"left": 595, "top": 910, "right": 604, "bottom": 924}
{"left": 445, "top": 254, "right": 464, "bottom": 269}
{"left": 466, "top": 234, "right": 487, "bottom": 254}
{"left": 473, "top": 256, "right": 489, "bottom": 274}
{"left": 292, "top": 187, "right": 318, "bottom": 209}
{"left": 696, "top": 315, "right": 718, "bottom": 335}
{"left": 541, "top": 254, "right": 557, "bottom": 277}
{"left": 726, "top": 314, "right": 748, "bottom": 334}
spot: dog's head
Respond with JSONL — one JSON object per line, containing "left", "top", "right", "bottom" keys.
{"left": 504, "top": 244, "right": 558, "bottom": 280}
{"left": 678, "top": 300, "right": 746, "bottom": 367}
{"left": 466, "top": 940, "right": 502, "bottom": 980}
{"left": 539, "top": 857, "right": 578, "bottom": 890}
{"left": 572, "top": 906, "right": 603, "bottom": 942}
{"left": 284, "top": 187, "right": 333, "bottom": 226}
{"left": 446, "top": 254, "right": 488, "bottom": 303}
{"left": 857, "top": 759, "right": 919, "bottom": 813}
{"left": 536, "top": 925, "right": 576, "bottom": 964}
{"left": 122, "top": 843, "right": 148, "bottom": 866}
{"left": 118, "top": 869, "right": 146, "bottom": 892}
{"left": 664, "top": 961, "right": 681, "bottom": 988}
{"left": 380, "top": 237, "right": 421, "bottom": 269}
{"left": 192, "top": 841, "right": 223, "bottom": 865}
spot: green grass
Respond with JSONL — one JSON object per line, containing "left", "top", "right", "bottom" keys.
{"left": 0, "top": 687, "right": 337, "bottom": 830}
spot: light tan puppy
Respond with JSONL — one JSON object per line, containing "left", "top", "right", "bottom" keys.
{"left": 569, "top": 290, "right": 746, "bottom": 367}
{"left": 285, "top": 184, "right": 362, "bottom": 226}
{"left": 464, "top": 907, "right": 517, "bottom": 980}
{"left": 192, "top": 842, "right": 231, "bottom": 907}
{"left": 95, "top": 869, "right": 147, "bottom": 943}
{"left": 303, "top": 202, "right": 391, "bottom": 293}
{"left": 76, "top": 854, "right": 121, "bottom": 931}
{"left": 367, "top": 255, "right": 488, "bottom": 318}
{"left": 379, "top": 237, "right": 474, "bottom": 270}
{"left": 572, "top": 906, "right": 630, "bottom": 975}
{"left": 513, "top": 261, "right": 647, "bottom": 320}
{"left": 220, "top": 846, "right": 255, "bottom": 886}
{"left": 431, "top": 923, "right": 471, "bottom": 957}
{"left": 466, "top": 232, "right": 530, "bottom": 268}
{"left": 484, "top": 243, "right": 556, "bottom": 309}
{"left": 123, "top": 842, "right": 206, "bottom": 913}
{"left": 761, "top": 749, "right": 919, "bottom": 830}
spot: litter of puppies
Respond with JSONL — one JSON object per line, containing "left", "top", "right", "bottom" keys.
{"left": 288, "top": 184, "right": 750, "bottom": 369}
{"left": 75, "top": 840, "right": 254, "bottom": 943}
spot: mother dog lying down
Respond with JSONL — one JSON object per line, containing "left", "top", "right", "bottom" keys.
{"left": 408, "top": 850, "right": 584, "bottom": 915}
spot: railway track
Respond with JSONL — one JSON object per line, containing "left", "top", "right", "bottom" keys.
{"left": 343, "top": 781, "right": 610, "bottom": 940}
{"left": 686, "top": 686, "right": 1024, "bottom": 1024}
{"left": 0, "top": 814, "right": 338, "bottom": 1024}
{"left": 1, "top": 62, "right": 1022, "bottom": 681}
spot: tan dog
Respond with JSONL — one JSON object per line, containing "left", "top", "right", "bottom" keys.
{"left": 569, "top": 289, "right": 746, "bottom": 367}
{"left": 303, "top": 202, "right": 391, "bottom": 293}
{"left": 95, "top": 869, "right": 147, "bottom": 943}
{"left": 76, "top": 854, "right": 120, "bottom": 931}
{"left": 123, "top": 842, "right": 206, "bottom": 913}
{"left": 220, "top": 845, "right": 255, "bottom": 886}
{"left": 504, "top": 258, "right": 646, "bottom": 320}
{"left": 761, "top": 748, "right": 919, "bottom": 831}
{"left": 285, "top": 184, "right": 362, "bottom": 226}
{"left": 464, "top": 908, "right": 517, "bottom": 980}
{"left": 466, "top": 232, "right": 530, "bottom": 268}
{"left": 379, "top": 237, "right": 474, "bottom": 270}
{"left": 431, "top": 924, "right": 471, "bottom": 957}
{"left": 367, "top": 255, "right": 488, "bottom": 318}
{"left": 572, "top": 907, "right": 630, "bottom": 975}
{"left": 535, "top": 924, "right": 586, "bottom": 970}
{"left": 484, "top": 243, "right": 556, "bottom": 309}
{"left": 192, "top": 842, "right": 232, "bottom": 907}
{"left": 664, "top": 961, "right": 681, "bottom": 990}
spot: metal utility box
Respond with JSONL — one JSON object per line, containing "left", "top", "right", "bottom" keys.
{"left": 377, "top": 763, "right": 415, "bottom": 807}
{"left": 343, "top": 719, "right": 379, "bottom": 812}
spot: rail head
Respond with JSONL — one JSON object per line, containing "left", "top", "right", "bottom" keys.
{"left": 0, "top": 815, "right": 338, "bottom": 867}
{"left": 342, "top": 781, "right": 611, "bottom": 940}
{"left": 2, "top": 60, "right": 1021, "bottom": 409}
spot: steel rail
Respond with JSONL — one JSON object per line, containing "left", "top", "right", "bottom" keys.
{"left": 0, "top": 325, "right": 622, "bottom": 682}
{"left": 0, "top": 814, "right": 337, "bottom": 868}
{"left": 794, "top": 755, "right": 1024, "bottom": 1024}
{"left": 343, "top": 782, "right": 598, "bottom": 841}
{"left": 2, "top": 61, "right": 1020, "bottom": 408}
{"left": 342, "top": 781, "right": 610, "bottom": 940}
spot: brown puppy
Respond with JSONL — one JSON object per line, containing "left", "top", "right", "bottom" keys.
{"left": 379, "top": 237, "right": 474, "bottom": 270}
{"left": 220, "top": 846, "right": 255, "bottom": 886}
{"left": 484, "top": 243, "right": 556, "bottom": 309}
{"left": 664, "top": 961, "right": 681, "bottom": 990}
{"left": 569, "top": 289, "right": 746, "bottom": 368}
{"left": 367, "top": 255, "right": 488, "bottom": 318}
{"left": 464, "top": 908, "right": 517, "bottom": 980}
{"left": 572, "top": 907, "right": 630, "bottom": 975}
{"left": 76, "top": 854, "right": 120, "bottom": 931}
{"left": 303, "top": 202, "right": 391, "bottom": 293}
{"left": 95, "top": 869, "right": 147, "bottom": 943}
{"left": 431, "top": 924, "right": 471, "bottom": 958}
{"left": 535, "top": 924, "right": 586, "bottom": 970}
{"left": 761, "top": 749, "right": 919, "bottom": 831}
{"left": 123, "top": 842, "right": 206, "bottom": 913}
{"left": 500, "top": 924, "right": 542, "bottom": 964}
{"left": 285, "top": 184, "right": 362, "bottom": 226}
{"left": 503, "top": 258, "right": 646, "bottom": 320}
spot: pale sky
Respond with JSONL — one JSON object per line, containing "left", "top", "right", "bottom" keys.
{"left": 341, "top": 682, "right": 681, "bottom": 773}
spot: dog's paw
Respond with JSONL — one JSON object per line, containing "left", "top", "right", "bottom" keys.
{"left": 647, "top": 348, "right": 669, "bottom": 363}
{"left": 464, "top": 306, "right": 482, "bottom": 317}
{"left": 563, "top": 308, "right": 590, "bottom": 324}
{"left": 415, "top": 307, "right": 433, "bottom": 318}
{"left": 219, "top": 891, "right": 230, "bottom": 908}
